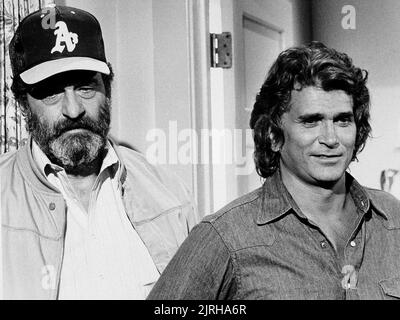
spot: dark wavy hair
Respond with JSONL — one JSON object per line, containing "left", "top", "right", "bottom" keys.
{"left": 249, "top": 41, "right": 371, "bottom": 179}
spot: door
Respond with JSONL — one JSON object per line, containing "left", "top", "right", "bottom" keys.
{"left": 238, "top": 14, "right": 283, "bottom": 196}
{"left": 209, "top": 0, "right": 311, "bottom": 211}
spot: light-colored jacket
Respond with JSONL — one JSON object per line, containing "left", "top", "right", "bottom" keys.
{"left": 1, "top": 138, "right": 199, "bottom": 299}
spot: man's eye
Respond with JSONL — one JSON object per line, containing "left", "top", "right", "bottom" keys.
{"left": 77, "top": 87, "right": 96, "bottom": 99}
{"left": 42, "top": 93, "right": 62, "bottom": 105}
{"left": 302, "top": 119, "right": 319, "bottom": 127}
{"left": 336, "top": 118, "right": 353, "bottom": 126}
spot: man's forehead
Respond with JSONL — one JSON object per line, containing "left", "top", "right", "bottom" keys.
{"left": 288, "top": 86, "right": 353, "bottom": 115}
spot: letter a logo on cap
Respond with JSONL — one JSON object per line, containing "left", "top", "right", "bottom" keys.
{"left": 50, "top": 21, "right": 79, "bottom": 54}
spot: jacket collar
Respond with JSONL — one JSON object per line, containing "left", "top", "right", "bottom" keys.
{"left": 17, "top": 136, "right": 61, "bottom": 194}
{"left": 107, "top": 137, "right": 127, "bottom": 187}
{"left": 256, "top": 169, "right": 387, "bottom": 225}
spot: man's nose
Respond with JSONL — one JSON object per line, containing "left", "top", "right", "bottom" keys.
{"left": 62, "top": 88, "right": 85, "bottom": 119}
{"left": 318, "top": 121, "right": 339, "bottom": 147}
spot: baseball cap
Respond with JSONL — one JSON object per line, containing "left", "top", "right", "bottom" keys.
{"left": 10, "top": 4, "right": 110, "bottom": 85}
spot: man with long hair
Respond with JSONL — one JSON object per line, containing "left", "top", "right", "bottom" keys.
{"left": 148, "top": 42, "right": 400, "bottom": 300}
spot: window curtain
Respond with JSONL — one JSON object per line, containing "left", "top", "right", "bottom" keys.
{"left": 0, "top": 0, "right": 54, "bottom": 154}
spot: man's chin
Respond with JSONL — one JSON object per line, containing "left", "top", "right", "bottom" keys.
{"left": 312, "top": 171, "right": 347, "bottom": 189}
{"left": 48, "top": 132, "right": 107, "bottom": 175}
{"left": 60, "top": 157, "right": 104, "bottom": 176}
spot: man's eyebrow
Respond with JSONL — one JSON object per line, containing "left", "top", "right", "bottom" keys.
{"left": 297, "top": 111, "right": 354, "bottom": 121}
{"left": 333, "top": 111, "right": 354, "bottom": 118}
{"left": 297, "top": 113, "right": 324, "bottom": 121}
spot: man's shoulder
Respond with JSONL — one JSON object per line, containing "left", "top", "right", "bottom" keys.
{"left": 203, "top": 187, "right": 263, "bottom": 225}
{"left": 365, "top": 186, "right": 400, "bottom": 207}
{"left": 0, "top": 149, "right": 18, "bottom": 166}
{"left": 115, "top": 145, "right": 182, "bottom": 188}
{"left": 363, "top": 186, "right": 400, "bottom": 228}
{"left": 115, "top": 145, "right": 155, "bottom": 171}
{"left": 365, "top": 186, "right": 400, "bottom": 209}
{"left": 0, "top": 149, "right": 19, "bottom": 176}
{"left": 114, "top": 144, "right": 195, "bottom": 208}
{"left": 200, "top": 187, "right": 272, "bottom": 248}
{"left": 198, "top": 187, "right": 276, "bottom": 251}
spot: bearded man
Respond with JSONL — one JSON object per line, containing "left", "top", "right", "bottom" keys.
{"left": 0, "top": 5, "right": 198, "bottom": 299}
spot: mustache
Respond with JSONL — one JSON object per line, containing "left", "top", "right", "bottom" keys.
{"left": 52, "top": 116, "right": 104, "bottom": 137}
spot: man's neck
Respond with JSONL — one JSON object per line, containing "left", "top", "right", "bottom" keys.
{"left": 67, "top": 172, "right": 98, "bottom": 187}
{"left": 66, "top": 173, "right": 99, "bottom": 212}
{"left": 64, "top": 156, "right": 104, "bottom": 212}
{"left": 280, "top": 164, "right": 358, "bottom": 253}
{"left": 280, "top": 165, "right": 348, "bottom": 221}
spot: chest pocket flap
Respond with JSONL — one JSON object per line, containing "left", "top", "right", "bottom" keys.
{"left": 379, "top": 276, "right": 400, "bottom": 298}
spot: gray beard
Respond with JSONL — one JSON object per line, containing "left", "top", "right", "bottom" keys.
{"left": 26, "top": 99, "right": 111, "bottom": 175}
{"left": 48, "top": 130, "right": 106, "bottom": 175}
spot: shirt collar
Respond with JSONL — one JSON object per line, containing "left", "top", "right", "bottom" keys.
{"left": 31, "top": 139, "right": 120, "bottom": 179}
{"left": 31, "top": 140, "right": 63, "bottom": 177}
{"left": 256, "top": 169, "right": 293, "bottom": 225}
{"left": 99, "top": 142, "right": 120, "bottom": 176}
{"left": 256, "top": 169, "right": 386, "bottom": 225}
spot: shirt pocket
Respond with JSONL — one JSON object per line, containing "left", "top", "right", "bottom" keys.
{"left": 379, "top": 276, "right": 400, "bottom": 299}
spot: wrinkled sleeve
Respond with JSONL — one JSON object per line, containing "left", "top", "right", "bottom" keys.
{"left": 147, "top": 221, "right": 237, "bottom": 300}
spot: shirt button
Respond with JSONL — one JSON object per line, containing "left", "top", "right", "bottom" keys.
{"left": 49, "top": 202, "right": 56, "bottom": 211}
{"left": 350, "top": 241, "right": 356, "bottom": 247}
{"left": 320, "top": 241, "right": 327, "bottom": 249}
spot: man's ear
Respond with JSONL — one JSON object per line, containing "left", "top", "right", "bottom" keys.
{"left": 269, "top": 131, "right": 281, "bottom": 152}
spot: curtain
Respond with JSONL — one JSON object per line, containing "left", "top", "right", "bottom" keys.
{"left": 0, "top": 0, "right": 54, "bottom": 154}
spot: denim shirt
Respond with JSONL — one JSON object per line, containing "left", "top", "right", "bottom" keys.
{"left": 148, "top": 170, "right": 400, "bottom": 300}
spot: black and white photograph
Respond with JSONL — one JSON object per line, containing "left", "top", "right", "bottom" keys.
{"left": 1, "top": 0, "right": 400, "bottom": 304}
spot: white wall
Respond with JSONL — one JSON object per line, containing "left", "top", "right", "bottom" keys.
{"left": 312, "top": 0, "right": 400, "bottom": 189}
{"left": 114, "top": 0, "right": 156, "bottom": 153}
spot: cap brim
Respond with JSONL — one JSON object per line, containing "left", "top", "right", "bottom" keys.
{"left": 20, "top": 57, "right": 110, "bottom": 84}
